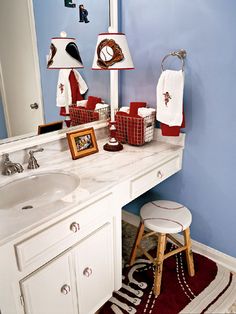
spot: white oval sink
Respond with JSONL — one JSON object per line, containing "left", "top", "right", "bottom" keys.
{"left": 0, "top": 172, "right": 79, "bottom": 210}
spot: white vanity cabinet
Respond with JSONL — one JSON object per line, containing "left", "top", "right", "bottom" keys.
{"left": 0, "top": 134, "right": 184, "bottom": 314}
{"left": 0, "top": 192, "right": 121, "bottom": 314}
{"left": 20, "top": 222, "right": 114, "bottom": 314}
{"left": 20, "top": 252, "right": 78, "bottom": 314}
{"left": 74, "top": 222, "right": 114, "bottom": 314}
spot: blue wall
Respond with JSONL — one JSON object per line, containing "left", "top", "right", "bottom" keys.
{"left": 122, "top": 0, "right": 236, "bottom": 257}
{"left": 33, "top": 0, "right": 109, "bottom": 123}
{"left": 0, "top": 94, "right": 7, "bottom": 139}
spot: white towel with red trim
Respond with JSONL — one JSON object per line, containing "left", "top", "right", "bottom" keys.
{"left": 56, "top": 69, "right": 88, "bottom": 114}
{"left": 156, "top": 70, "right": 184, "bottom": 126}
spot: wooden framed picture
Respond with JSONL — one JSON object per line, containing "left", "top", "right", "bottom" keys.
{"left": 67, "top": 127, "right": 98, "bottom": 160}
{"left": 38, "top": 121, "right": 63, "bottom": 135}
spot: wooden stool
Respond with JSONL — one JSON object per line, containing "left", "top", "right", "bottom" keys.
{"left": 129, "top": 200, "right": 195, "bottom": 296}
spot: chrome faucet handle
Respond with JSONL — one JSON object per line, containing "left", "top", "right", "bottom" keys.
{"left": 1, "top": 154, "right": 15, "bottom": 175}
{"left": 14, "top": 163, "right": 24, "bottom": 173}
{"left": 29, "top": 148, "right": 44, "bottom": 155}
{"left": 27, "top": 148, "right": 44, "bottom": 169}
{"left": 2, "top": 153, "right": 10, "bottom": 163}
{"left": 1, "top": 153, "right": 24, "bottom": 175}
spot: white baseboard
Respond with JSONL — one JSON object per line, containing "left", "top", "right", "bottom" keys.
{"left": 122, "top": 210, "right": 236, "bottom": 273}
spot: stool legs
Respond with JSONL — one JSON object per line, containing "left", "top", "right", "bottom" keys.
{"left": 129, "top": 221, "right": 145, "bottom": 266}
{"left": 153, "top": 233, "right": 166, "bottom": 296}
{"left": 129, "top": 223, "right": 195, "bottom": 296}
{"left": 183, "top": 227, "right": 195, "bottom": 277}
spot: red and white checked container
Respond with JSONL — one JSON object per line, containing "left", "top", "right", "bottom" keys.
{"left": 115, "top": 111, "right": 156, "bottom": 146}
{"left": 69, "top": 106, "right": 110, "bottom": 126}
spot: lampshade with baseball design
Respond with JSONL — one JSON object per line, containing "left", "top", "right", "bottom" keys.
{"left": 92, "top": 33, "right": 134, "bottom": 70}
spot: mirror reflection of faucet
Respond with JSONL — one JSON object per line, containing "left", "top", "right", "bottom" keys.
{"left": 1, "top": 153, "right": 24, "bottom": 176}
{"left": 27, "top": 148, "right": 44, "bottom": 170}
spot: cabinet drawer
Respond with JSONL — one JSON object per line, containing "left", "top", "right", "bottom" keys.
{"left": 15, "top": 193, "right": 112, "bottom": 272}
{"left": 130, "top": 154, "right": 181, "bottom": 199}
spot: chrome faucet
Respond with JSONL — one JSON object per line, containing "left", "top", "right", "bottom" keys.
{"left": 27, "top": 148, "right": 44, "bottom": 169}
{"left": 1, "top": 153, "right": 24, "bottom": 176}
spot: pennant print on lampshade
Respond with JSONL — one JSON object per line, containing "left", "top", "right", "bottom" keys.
{"left": 47, "top": 34, "right": 83, "bottom": 69}
{"left": 92, "top": 33, "right": 134, "bottom": 70}
{"left": 47, "top": 32, "right": 86, "bottom": 128}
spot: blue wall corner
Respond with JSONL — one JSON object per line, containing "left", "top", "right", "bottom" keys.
{"left": 0, "top": 95, "right": 7, "bottom": 139}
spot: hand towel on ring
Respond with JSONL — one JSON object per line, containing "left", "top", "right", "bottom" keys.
{"left": 156, "top": 70, "right": 184, "bottom": 126}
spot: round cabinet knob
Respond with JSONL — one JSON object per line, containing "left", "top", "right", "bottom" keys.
{"left": 30, "top": 102, "right": 39, "bottom": 109}
{"left": 70, "top": 222, "right": 80, "bottom": 233}
{"left": 61, "top": 284, "right": 70, "bottom": 295}
{"left": 157, "top": 170, "right": 163, "bottom": 179}
{"left": 83, "top": 267, "right": 93, "bottom": 277}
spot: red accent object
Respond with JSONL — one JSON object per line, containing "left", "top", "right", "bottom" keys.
{"left": 103, "top": 121, "right": 123, "bottom": 152}
{"left": 69, "top": 107, "right": 99, "bottom": 126}
{"left": 116, "top": 112, "right": 146, "bottom": 146}
{"left": 98, "top": 32, "right": 125, "bottom": 35}
{"left": 92, "top": 67, "right": 135, "bottom": 71}
{"left": 60, "top": 70, "right": 85, "bottom": 119}
{"left": 127, "top": 115, "right": 144, "bottom": 145}
{"left": 59, "top": 107, "right": 68, "bottom": 116}
{"left": 59, "top": 83, "right": 64, "bottom": 94}
{"left": 86, "top": 96, "right": 102, "bottom": 110}
{"left": 69, "top": 70, "right": 84, "bottom": 104}
{"left": 100, "top": 244, "right": 220, "bottom": 314}
{"left": 51, "top": 37, "right": 76, "bottom": 40}
{"left": 160, "top": 111, "right": 185, "bottom": 137}
{"left": 115, "top": 111, "right": 129, "bottom": 143}
{"left": 129, "top": 102, "right": 146, "bottom": 116}
{"left": 109, "top": 121, "right": 117, "bottom": 138}
{"left": 65, "top": 120, "right": 71, "bottom": 127}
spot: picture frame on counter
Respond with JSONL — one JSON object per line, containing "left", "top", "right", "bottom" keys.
{"left": 67, "top": 127, "right": 98, "bottom": 160}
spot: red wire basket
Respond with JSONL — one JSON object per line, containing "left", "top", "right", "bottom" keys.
{"left": 69, "top": 106, "right": 110, "bottom": 126}
{"left": 115, "top": 111, "right": 156, "bottom": 146}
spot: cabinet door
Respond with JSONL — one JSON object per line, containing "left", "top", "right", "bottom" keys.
{"left": 75, "top": 222, "right": 114, "bottom": 314}
{"left": 20, "top": 253, "right": 78, "bottom": 314}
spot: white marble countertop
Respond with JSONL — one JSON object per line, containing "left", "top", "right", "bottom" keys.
{"left": 0, "top": 136, "right": 183, "bottom": 246}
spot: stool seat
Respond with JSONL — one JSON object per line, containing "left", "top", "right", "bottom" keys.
{"left": 141, "top": 200, "right": 192, "bottom": 234}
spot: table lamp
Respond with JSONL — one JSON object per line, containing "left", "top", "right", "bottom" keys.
{"left": 47, "top": 31, "right": 88, "bottom": 127}
{"left": 92, "top": 32, "right": 134, "bottom": 151}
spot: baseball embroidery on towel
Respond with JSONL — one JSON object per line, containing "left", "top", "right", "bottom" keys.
{"left": 59, "top": 83, "right": 64, "bottom": 94}
{"left": 163, "top": 91, "right": 171, "bottom": 106}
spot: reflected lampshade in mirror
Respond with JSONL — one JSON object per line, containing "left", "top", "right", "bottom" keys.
{"left": 47, "top": 34, "right": 83, "bottom": 69}
{"left": 47, "top": 32, "right": 87, "bottom": 128}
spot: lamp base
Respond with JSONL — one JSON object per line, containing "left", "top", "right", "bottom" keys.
{"left": 103, "top": 140, "right": 123, "bottom": 152}
{"left": 103, "top": 121, "right": 123, "bottom": 151}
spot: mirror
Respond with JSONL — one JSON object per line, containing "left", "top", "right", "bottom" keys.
{"left": 0, "top": 0, "right": 110, "bottom": 144}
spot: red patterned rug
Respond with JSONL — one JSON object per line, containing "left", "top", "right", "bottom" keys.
{"left": 100, "top": 245, "right": 236, "bottom": 313}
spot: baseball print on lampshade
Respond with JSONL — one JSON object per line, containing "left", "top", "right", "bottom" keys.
{"left": 92, "top": 33, "right": 134, "bottom": 70}
{"left": 47, "top": 35, "right": 83, "bottom": 69}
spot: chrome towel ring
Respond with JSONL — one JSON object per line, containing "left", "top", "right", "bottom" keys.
{"left": 161, "top": 49, "right": 187, "bottom": 72}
